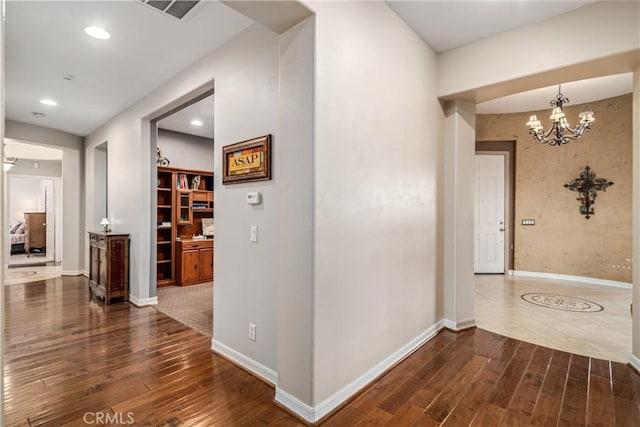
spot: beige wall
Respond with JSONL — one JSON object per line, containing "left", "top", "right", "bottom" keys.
{"left": 477, "top": 94, "right": 632, "bottom": 282}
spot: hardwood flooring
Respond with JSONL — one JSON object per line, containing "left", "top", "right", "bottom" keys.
{"left": 4, "top": 276, "right": 640, "bottom": 426}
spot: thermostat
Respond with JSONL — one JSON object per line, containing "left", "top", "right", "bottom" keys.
{"left": 247, "top": 192, "right": 262, "bottom": 205}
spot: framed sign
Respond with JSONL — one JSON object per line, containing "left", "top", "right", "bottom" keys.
{"left": 222, "top": 135, "right": 271, "bottom": 184}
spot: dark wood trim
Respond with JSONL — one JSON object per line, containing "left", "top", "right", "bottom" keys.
{"left": 475, "top": 140, "right": 516, "bottom": 270}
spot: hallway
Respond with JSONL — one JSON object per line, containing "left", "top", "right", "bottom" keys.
{"left": 3, "top": 276, "right": 639, "bottom": 425}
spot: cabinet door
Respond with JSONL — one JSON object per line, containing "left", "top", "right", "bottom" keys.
{"left": 199, "top": 248, "right": 213, "bottom": 281}
{"left": 181, "top": 250, "right": 200, "bottom": 284}
{"left": 99, "top": 247, "right": 107, "bottom": 286}
{"left": 109, "top": 239, "right": 127, "bottom": 292}
{"left": 90, "top": 245, "right": 100, "bottom": 283}
{"left": 177, "top": 191, "right": 193, "bottom": 224}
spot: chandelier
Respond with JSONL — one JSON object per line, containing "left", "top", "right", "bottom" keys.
{"left": 526, "top": 85, "right": 594, "bottom": 146}
{"left": 3, "top": 157, "right": 17, "bottom": 171}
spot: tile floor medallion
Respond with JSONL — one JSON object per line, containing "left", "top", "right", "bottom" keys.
{"left": 3, "top": 266, "right": 63, "bottom": 285}
{"left": 475, "top": 274, "right": 632, "bottom": 363}
{"left": 5, "top": 270, "right": 37, "bottom": 279}
{"left": 521, "top": 293, "right": 604, "bottom": 312}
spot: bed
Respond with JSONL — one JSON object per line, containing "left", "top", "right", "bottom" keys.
{"left": 10, "top": 221, "right": 26, "bottom": 255}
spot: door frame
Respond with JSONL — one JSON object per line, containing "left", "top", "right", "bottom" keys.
{"left": 6, "top": 173, "right": 62, "bottom": 265}
{"left": 475, "top": 141, "right": 515, "bottom": 272}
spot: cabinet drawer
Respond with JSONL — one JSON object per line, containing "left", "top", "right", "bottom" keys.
{"left": 178, "top": 240, "right": 212, "bottom": 250}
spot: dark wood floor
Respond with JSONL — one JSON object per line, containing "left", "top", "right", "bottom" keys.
{"left": 4, "top": 276, "right": 640, "bottom": 426}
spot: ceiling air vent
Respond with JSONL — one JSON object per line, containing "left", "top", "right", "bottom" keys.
{"left": 140, "top": 0, "right": 200, "bottom": 21}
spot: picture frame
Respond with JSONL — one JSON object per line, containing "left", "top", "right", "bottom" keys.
{"left": 222, "top": 135, "right": 271, "bottom": 184}
{"left": 201, "top": 218, "right": 214, "bottom": 237}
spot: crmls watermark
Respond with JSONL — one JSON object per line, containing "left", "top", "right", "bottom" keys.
{"left": 82, "top": 412, "right": 134, "bottom": 425}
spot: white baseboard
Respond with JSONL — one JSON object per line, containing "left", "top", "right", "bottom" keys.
{"left": 82, "top": 270, "right": 89, "bottom": 278}
{"left": 509, "top": 270, "right": 631, "bottom": 289}
{"left": 275, "top": 388, "right": 315, "bottom": 422}
{"left": 61, "top": 270, "right": 83, "bottom": 276}
{"left": 275, "top": 320, "right": 446, "bottom": 423}
{"left": 442, "top": 317, "right": 476, "bottom": 331}
{"left": 128, "top": 295, "right": 158, "bottom": 307}
{"left": 631, "top": 354, "right": 640, "bottom": 373}
{"left": 211, "top": 339, "right": 277, "bottom": 386}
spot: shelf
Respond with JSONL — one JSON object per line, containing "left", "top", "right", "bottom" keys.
{"left": 157, "top": 260, "right": 172, "bottom": 264}
{"left": 193, "top": 208, "right": 213, "bottom": 213}
{"left": 157, "top": 278, "right": 175, "bottom": 288}
{"left": 157, "top": 241, "right": 172, "bottom": 245}
{"left": 158, "top": 205, "right": 172, "bottom": 209}
{"left": 157, "top": 187, "right": 172, "bottom": 192}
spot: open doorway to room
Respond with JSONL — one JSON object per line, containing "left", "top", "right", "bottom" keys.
{"left": 152, "top": 91, "right": 214, "bottom": 337}
{"left": 472, "top": 74, "right": 634, "bottom": 363}
{"left": 3, "top": 139, "right": 63, "bottom": 285}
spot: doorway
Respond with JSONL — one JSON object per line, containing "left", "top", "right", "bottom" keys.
{"left": 474, "top": 142, "right": 515, "bottom": 274}
{"left": 151, "top": 91, "right": 215, "bottom": 337}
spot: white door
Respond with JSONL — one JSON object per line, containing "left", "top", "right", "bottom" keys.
{"left": 43, "top": 180, "right": 55, "bottom": 261}
{"left": 474, "top": 154, "right": 505, "bottom": 273}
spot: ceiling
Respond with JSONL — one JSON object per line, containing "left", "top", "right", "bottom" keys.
{"left": 3, "top": 0, "right": 631, "bottom": 142}
{"left": 386, "top": 0, "right": 599, "bottom": 54}
{"left": 5, "top": 1, "right": 251, "bottom": 137}
{"left": 158, "top": 95, "right": 214, "bottom": 139}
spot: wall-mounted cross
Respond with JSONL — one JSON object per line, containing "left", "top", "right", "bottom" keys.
{"left": 564, "top": 166, "right": 613, "bottom": 219}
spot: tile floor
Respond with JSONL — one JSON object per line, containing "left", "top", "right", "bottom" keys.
{"left": 8, "top": 253, "right": 53, "bottom": 267}
{"left": 475, "top": 274, "right": 632, "bottom": 363}
{"left": 3, "top": 265, "right": 63, "bottom": 286}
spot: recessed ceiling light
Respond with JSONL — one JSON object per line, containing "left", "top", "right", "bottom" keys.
{"left": 40, "top": 99, "right": 58, "bottom": 106}
{"left": 84, "top": 26, "right": 111, "bottom": 40}
{"left": 191, "top": 120, "right": 203, "bottom": 126}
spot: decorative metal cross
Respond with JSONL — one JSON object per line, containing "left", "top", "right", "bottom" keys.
{"left": 564, "top": 166, "right": 613, "bottom": 219}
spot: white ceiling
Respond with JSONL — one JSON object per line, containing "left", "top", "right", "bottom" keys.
{"left": 477, "top": 73, "right": 634, "bottom": 114}
{"left": 3, "top": 0, "right": 630, "bottom": 140}
{"left": 386, "top": 0, "right": 599, "bottom": 53}
{"left": 5, "top": 1, "right": 251, "bottom": 136}
{"left": 158, "top": 94, "right": 214, "bottom": 139}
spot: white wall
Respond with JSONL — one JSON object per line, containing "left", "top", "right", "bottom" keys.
{"left": 438, "top": 1, "right": 640, "bottom": 100}
{"left": 8, "top": 159, "right": 61, "bottom": 177}
{"left": 157, "top": 129, "right": 214, "bottom": 171}
{"left": 84, "top": 24, "right": 283, "bottom": 373}
{"left": 7, "top": 176, "right": 46, "bottom": 224}
{"left": 4, "top": 121, "right": 83, "bottom": 274}
{"left": 442, "top": 101, "right": 475, "bottom": 328}
{"left": 310, "top": 0, "right": 442, "bottom": 407}
{"left": 275, "top": 15, "right": 315, "bottom": 406}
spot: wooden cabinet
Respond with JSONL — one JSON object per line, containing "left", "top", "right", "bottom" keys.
{"left": 176, "top": 239, "right": 213, "bottom": 286}
{"left": 156, "top": 166, "right": 213, "bottom": 287}
{"left": 89, "top": 232, "right": 129, "bottom": 304}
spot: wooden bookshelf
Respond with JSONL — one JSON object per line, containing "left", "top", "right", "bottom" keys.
{"left": 156, "top": 166, "right": 214, "bottom": 287}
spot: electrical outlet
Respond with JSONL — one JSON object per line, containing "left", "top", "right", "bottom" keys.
{"left": 249, "top": 323, "right": 256, "bottom": 341}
